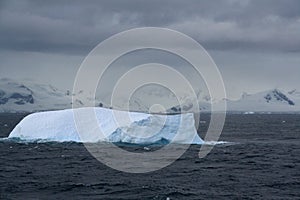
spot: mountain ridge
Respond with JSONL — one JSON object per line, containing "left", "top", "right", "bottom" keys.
{"left": 0, "top": 78, "right": 299, "bottom": 113}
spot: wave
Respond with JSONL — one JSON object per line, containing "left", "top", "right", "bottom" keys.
{"left": 0, "top": 137, "right": 231, "bottom": 147}
{"left": 202, "top": 141, "right": 234, "bottom": 145}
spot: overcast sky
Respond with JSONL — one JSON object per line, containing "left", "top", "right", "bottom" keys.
{"left": 0, "top": 0, "right": 300, "bottom": 99}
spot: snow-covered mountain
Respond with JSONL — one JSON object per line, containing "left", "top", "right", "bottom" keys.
{"left": 288, "top": 89, "right": 300, "bottom": 100}
{"left": 218, "top": 89, "right": 300, "bottom": 113}
{"left": 0, "top": 78, "right": 300, "bottom": 113}
{"left": 0, "top": 78, "right": 71, "bottom": 112}
{"left": 0, "top": 78, "right": 207, "bottom": 113}
{"left": 100, "top": 85, "right": 211, "bottom": 113}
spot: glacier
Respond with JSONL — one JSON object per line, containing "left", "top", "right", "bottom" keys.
{"left": 8, "top": 107, "right": 203, "bottom": 144}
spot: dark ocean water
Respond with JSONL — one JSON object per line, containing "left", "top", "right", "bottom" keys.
{"left": 0, "top": 113, "right": 299, "bottom": 199}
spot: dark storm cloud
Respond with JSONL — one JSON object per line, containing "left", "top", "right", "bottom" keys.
{"left": 1, "top": 0, "right": 300, "bottom": 54}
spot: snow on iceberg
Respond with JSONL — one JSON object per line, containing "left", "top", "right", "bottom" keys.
{"left": 9, "top": 107, "right": 203, "bottom": 144}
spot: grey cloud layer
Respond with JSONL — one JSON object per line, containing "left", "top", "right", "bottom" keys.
{"left": 1, "top": 0, "right": 300, "bottom": 54}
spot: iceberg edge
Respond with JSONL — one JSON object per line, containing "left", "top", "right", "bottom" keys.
{"left": 9, "top": 107, "right": 203, "bottom": 144}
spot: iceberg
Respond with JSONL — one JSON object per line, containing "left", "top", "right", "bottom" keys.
{"left": 8, "top": 107, "right": 203, "bottom": 144}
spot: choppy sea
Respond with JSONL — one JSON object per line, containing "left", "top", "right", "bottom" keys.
{"left": 0, "top": 113, "right": 299, "bottom": 199}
